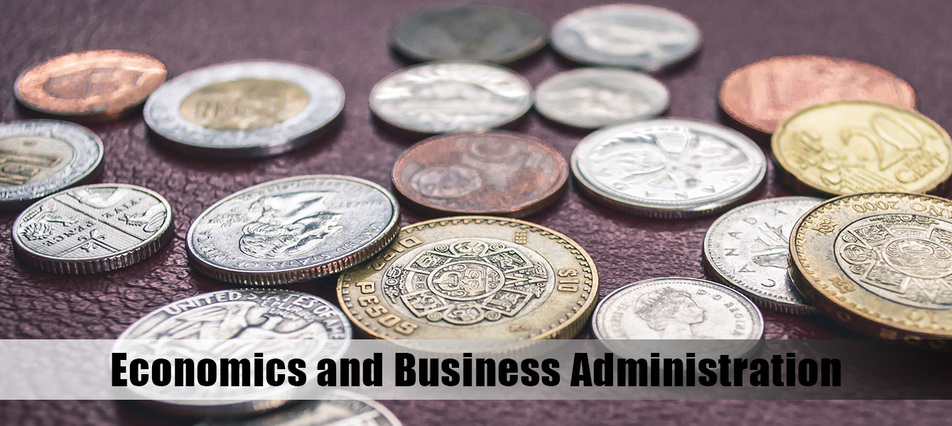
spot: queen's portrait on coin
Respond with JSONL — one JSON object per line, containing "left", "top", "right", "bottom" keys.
{"left": 633, "top": 287, "right": 707, "bottom": 338}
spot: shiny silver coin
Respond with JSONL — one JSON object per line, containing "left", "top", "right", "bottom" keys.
{"left": 551, "top": 4, "right": 701, "bottom": 72}
{"left": 534, "top": 68, "right": 669, "bottom": 129}
{"left": 571, "top": 119, "right": 766, "bottom": 218}
{"left": 12, "top": 183, "right": 172, "bottom": 274}
{"left": 0, "top": 120, "right": 103, "bottom": 210}
{"left": 187, "top": 175, "right": 399, "bottom": 286}
{"left": 369, "top": 61, "right": 532, "bottom": 134}
{"left": 197, "top": 390, "right": 401, "bottom": 426}
{"left": 144, "top": 61, "right": 344, "bottom": 158}
{"left": 703, "top": 197, "right": 823, "bottom": 315}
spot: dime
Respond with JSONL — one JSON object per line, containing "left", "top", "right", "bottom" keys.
{"left": 550, "top": 4, "right": 701, "bottom": 72}
{"left": 144, "top": 61, "right": 344, "bottom": 158}
{"left": 571, "top": 119, "right": 766, "bottom": 218}
{"left": 391, "top": 132, "right": 567, "bottom": 218}
{"left": 369, "top": 62, "right": 532, "bottom": 134}
{"left": 14, "top": 49, "right": 167, "bottom": 122}
{"left": 187, "top": 175, "right": 399, "bottom": 286}
{"left": 719, "top": 55, "right": 917, "bottom": 134}
{"left": 390, "top": 4, "right": 547, "bottom": 64}
{"left": 534, "top": 68, "right": 669, "bottom": 129}
{"left": 197, "top": 391, "right": 401, "bottom": 426}
{"left": 0, "top": 120, "right": 103, "bottom": 210}
{"left": 12, "top": 183, "right": 172, "bottom": 274}
{"left": 773, "top": 101, "right": 952, "bottom": 196}
{"left": 703, "top": 197, "right": 823, "bottom": 315}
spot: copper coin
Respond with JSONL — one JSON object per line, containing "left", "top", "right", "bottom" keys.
{"left": 14, "top": 49, "right": 167, "bottom": 122}
{"left": 719, "top": 55, "right": 916, "bottom": 135}
{"left": 391, "top": 132, "right": 568, "bottom": 217}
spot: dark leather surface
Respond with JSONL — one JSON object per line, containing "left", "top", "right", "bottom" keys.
{"left": 1, "top": 0, "right": 951, "bottom": 424}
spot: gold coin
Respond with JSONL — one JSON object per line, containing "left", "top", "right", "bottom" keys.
{"left": 772, "top": 101, "right": 952, "bottom": 196}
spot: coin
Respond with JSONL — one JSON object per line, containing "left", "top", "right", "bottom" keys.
{"left": 571, "top": 119, "right": 766, "bottom": 218}
{"left": 390, "top": 4, "right": 547, "bottom": 64}
{"left": 550, "top": 4, "right": 701, "bottom": 72}
{"left": 772, "top": 101, "right": 952, "bottom": 196}
{"left": 0, "top": 120, "right": 103, "bottom": 210}
{"left": 719, "top": 55, "right": 917, "bottom": 135}
{"left": 534, "top": 68, "right": 669, "bottom": 129}
{"left": 144, "top": 61, "right": 344, "bottom": 158}
{"left": 369, "top": 62, "right": 532, "bottom": 134}
{"left": 187, "top": 175, "right": 399, "bottom": 286}
{"left": 197, "top": 391, "right": 401, "bottom": 426}
{"left": 12, "top": 183, "right": 172, "bottom": 274}
{"left": 391, "top": 132, "right": 567, "bottom": 218}
{"left": 703, "top": 197, "right": 823, "bottom": 315}
{"left": 14, "top": 49, "right": 167, "bottom": 122}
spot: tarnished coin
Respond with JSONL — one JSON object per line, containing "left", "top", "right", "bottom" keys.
{"left": 391, "top": 132, "right": 567, "bottom": 218}
{"left": 0, "top": 120, "right": 103, "bottom": 210}
{"left": 369, "top": 62, "right": 532, "bottom": 134}
{"left": 197, "top": 391, "right": 401, "bottom": 426}
{"left": 534, "top": 68, "right": 669, "bottom": 129}
{"left": 773, "top": 101, "right": 952, "bottom": 196}
{"left": 703, "top": 197, "right": 823, "bottom": 315}
{"left": 12, "top": 183, "right": 172, "bottom": 274}
{"left": 571, "top": 119, "right": 766, "bottom": 218}
{"left": 14, "top": 49, "right": 167, "bottom": 122}
{"left": 144, "top": 61, "right": 344, "bottom": 158}
{"left": 187, "top": 175, "right": 399, "bottom": 286}
{"left": 551, "top": 4, "right": 701, "bottom": 72}
{"left": 390, "top": 4, "right": 547, "bottom": 64}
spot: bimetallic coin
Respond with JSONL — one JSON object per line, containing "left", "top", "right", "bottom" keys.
{"left": 144, "top": 61, "right": 344, "bottom": 158}
{"left": 197, "top": 391, "right": 401, "bottom": 426}
{"left": 187, "top": 175, "right": 400, "bottom": 286}
{"left": 12, "top": 183, "right": 172, "bottom": 274}
{"left": 391, "top": 132, "right": 567, "bottom": 218}
{"left": 534, "top": 68, "right": 669, "bottom": 129}
{"left": 571, "top": 119, "right": 766, "bottom": 218}
{"left": 703, "top": 197, "right": 823, "bottom": 315}
{"left": 551, "top": 4, "right": 701, "bottom": 72}
{"left": 369, "top": 62, "right": 532, "bottom": 134}
{"left": 0, "top": 120, "right": 103, "bottom": 210}
{"left": 391, "top": 4, "right": 547, "bottom": 64}
{"left": 773, "top": 101, "right": 952, "bottom": 196}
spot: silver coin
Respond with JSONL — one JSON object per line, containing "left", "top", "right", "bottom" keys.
{"left": 187, "top": 175, "right": 400, "bottom": 286}
{"left": 0, "top": 120, "right": 103, "bottom": 210}
{"left": 197, "top": 390, "right": 401, "bottom": 426}
{"left": 703, "top": 197, "right": 823, "bottom": 315}
{"left": 570, "top": 119, "right": 766, "bottom": 218}
{"left": 12, "top": 183, "right": 173, "bottom": 274}
{"left": 144, "top": 61, "right": 344, "bottom": 158}
{"left": 369, "top": 61, "right": 532, "bottom": 134}
{"left": 551, "top": 4, "right": 701, "bottom": 72}
{"left": 534, "top": 68, "right": 669, "bottom": 129}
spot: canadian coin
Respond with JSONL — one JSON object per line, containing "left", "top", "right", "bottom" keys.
{"left": 144, "top": 61, "right": 344, "bottom": 158}
{"left": 534, "top": 68, "right": 669, "bottom": 129}
{"left": 12, "top": 183, "right": 172, "bottom": 274}
{"left": 187, "top": 175, "right": 399, "bottom": 286}
{"left": 369, "top": 62, "right": 532, "bottom": 134}
{"left": 773, "top": 101, "right": 952, "bottom": 196}
{"left": 391, "top": 132, "right": 567, "bottom": 218}
{"left": 197, "top": 390, "right": 401, "bottom": 426}
{"left": 571, "top": 119, "right": 766, "bottom": 218}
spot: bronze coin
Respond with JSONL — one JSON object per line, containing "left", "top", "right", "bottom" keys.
{"left": 14, "top": 49, "right": 168, "bottom": 122}
{"left": 391, "top": 132, "right": 568, "bottom": 218}
{"left": 719, "top": 55, "right": 916, "bottom": 135}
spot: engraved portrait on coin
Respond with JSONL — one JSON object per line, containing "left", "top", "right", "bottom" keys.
{"left": 632, "top": 287, "right": 708, "bottom": 339}
{"left": 534, "top": 68, "right": 669, "bottom": 129}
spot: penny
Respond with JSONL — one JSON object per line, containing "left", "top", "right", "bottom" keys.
{"left": 0, "top": 120, "right": 103, "bottom": 210}
{"left": 551, "top": 4, "right": 701, "bottom": 72}
{"left": 12, "top": 183, "right": 172, "bottom": 274}
{"left": 187, "top": 175, "right": 399, "bottom": 286}
{"left": 719, "top": 55, "right": 917, "bottom": 134}
{"left": 571, "top": 119, "right": 766, "bottom": 218}
{"left": 197, "top": 391, "right": 401, "bottom": 426}
{"left": 534, "top": 68, "right": 669, "bottom": 129}
{"left": 369, "top": 62, "right": 532, "bottom": 134}
{"left": 772, "top": 101, "right": 952, "bottom": 196}
{"left": 703, "top": 197, "right": 823, "bottom": 315}
{"left": 144, "top": 61, "right": 344, "bottom": 158}
{"left": 14, "top": 49, "right": 167, "bottom": 122}
{"left": 390, "top": 4, "right": 547, "bottom": 64}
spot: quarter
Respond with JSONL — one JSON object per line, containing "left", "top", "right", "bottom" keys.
{"left": 534, "top": 68, "right": 669, "bottom": 129}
